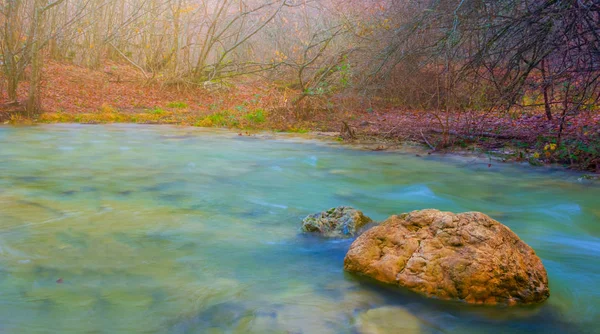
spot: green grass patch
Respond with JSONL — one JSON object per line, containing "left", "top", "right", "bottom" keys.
{"left": 288, "top": 127, "right": 309, "bottom": 133}
{"left": 150, "top": 107, "right": 166, "bottom": 115}
{"left": 167, "top": 101, "right": 188, "bottom": 109}
{"left": 194, "top": 111, "right": 239, "bottom": 128}
{"left": 244, "top": 109, "right": 266, "bottom": 124}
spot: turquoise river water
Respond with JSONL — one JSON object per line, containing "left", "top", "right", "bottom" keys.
{"left": 0, "top": 124, "right": 598, "bottom": 333}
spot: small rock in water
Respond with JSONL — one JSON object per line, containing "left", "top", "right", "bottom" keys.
{"left": 356, "top": 306, "right": 421, "bottom": 334}
{"left": 301, "top": 206, "right": 373, "bottom": 238}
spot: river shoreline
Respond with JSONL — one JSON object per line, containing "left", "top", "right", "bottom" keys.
{"left": 3, "top": 122, "right": 597, "bottom": 179}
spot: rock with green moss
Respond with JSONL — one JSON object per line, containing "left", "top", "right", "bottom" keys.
{"left": 301, "top": 206, "right": 373, "bottom": 238}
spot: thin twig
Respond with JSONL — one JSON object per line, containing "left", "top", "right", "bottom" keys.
{"left": 420, "top": 129, "right": 436, "bottom": 151}
{"left": 108, "top": 42, "right": 149, "bottom": 79}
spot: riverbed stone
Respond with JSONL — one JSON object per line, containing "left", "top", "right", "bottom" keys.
{"left": 355, "top": 306, "right": 421, "bottom": 334}
{"left": 344, "top": 209, "right": 550, "bottom": 305}
{"left": 301, "top": 206, "right": 373, "bottom": 237}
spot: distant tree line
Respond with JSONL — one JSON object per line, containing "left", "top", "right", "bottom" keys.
{"left": 1, "top": 0, "right": 598, "bottom": 121}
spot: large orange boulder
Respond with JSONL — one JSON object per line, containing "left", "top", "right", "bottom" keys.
{"left": 344, "top": 209, "right": 549, "bottom": 305}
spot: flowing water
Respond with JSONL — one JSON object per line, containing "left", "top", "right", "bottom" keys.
{"left": 0, "top": 124, "right": 598, "bottom": 333}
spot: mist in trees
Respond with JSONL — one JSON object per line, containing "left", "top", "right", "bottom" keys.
{"left": 1, "top": 0, "right": 598, "bottom": 120}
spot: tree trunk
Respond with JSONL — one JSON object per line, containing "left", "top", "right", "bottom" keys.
{"left": 171, "top": 0, "right": 181, "bottom": 76}
{"left": 543, "top": 86, "right": 553, "bottom": 121}
{"left": 3, "top": 0, "right": 22, "bottom": 104}
{"left": 26, "top": 1, "right": 44, "bottom": 117}
{"left": 26, "top": 52, "right": 43, "bottom": 116}
{"left": 540, "top": 59, "right": 553, "bottom": 121}
{"left": 7, "top": 73, "right": 19, "bottom": 103}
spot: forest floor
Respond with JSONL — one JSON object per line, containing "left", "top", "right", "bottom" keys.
{"left": 1, "top": 61, "right": 599, "bottom": 173}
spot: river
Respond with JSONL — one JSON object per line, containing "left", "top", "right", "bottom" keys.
{"left": 0, "top": 124, "right": 598, "bottom": 333}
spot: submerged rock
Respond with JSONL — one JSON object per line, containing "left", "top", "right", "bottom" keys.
{"left": 344, "top": 209, "right": 549, "bottom": 305}
{"left": 356, "top": 306, "right": 421, "bottom": 334}
{"left": 301, "top": 206, "right": 373, "bottom": 238}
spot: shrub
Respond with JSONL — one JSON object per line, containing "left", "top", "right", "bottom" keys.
{"left": 244, "top": 109, "right": 266, "bottom": 123}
